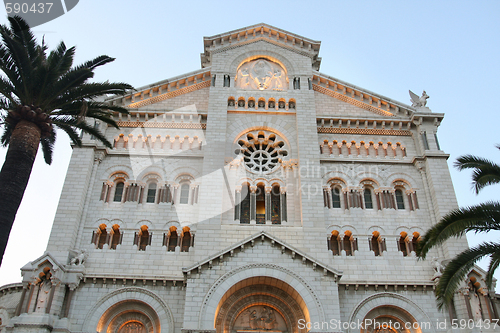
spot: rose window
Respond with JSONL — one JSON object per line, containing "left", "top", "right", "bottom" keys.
{"left": 235, "top": 131, "right": 288, "bottom": 174}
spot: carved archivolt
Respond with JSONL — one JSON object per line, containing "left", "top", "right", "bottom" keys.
{"left": 235, "top": 59, "right": 288, "bottom": 91}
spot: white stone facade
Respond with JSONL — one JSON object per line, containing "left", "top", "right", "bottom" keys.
{"left": 1, "top": 23, "right": 499, "bottom": 333}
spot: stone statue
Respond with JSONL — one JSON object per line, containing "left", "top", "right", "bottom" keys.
{"left": 70, "top": 249, "right": 88, "bottom": 266}
{"left": 249, "top": 310, "right": 258, "bottom": 329}
{"left": 35, "top": 279, "right": 52, "bottom": 313}
{"left": 262, "top": 306, "right": 276, "bottom": 329}
{"left": 247, "top": 306, "right": 277, "bottom": 330}
{"left": 409, "top": 90, "right": 429, "bottom": 107}
{"left": 468, "top": 282, "right": 483, "bottom": 321}
{"left": 431, "top": 257, "right": 445, "bottom": 282}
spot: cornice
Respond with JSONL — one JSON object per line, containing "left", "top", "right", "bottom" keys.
{"left": 127, "top": 80, "right": 211, "bottom": 109}
{"left": 313, "top": 72, "right": 416, "bottom": 116}
{"left": 182, "top": 230, "right": 342, "bottom": 280}
{"left": 116, "top": 121, "right": 206, "bottom": 130}
{"left": 202, "top": 23, "right": 320, "bottom": 69}
{"left": 106, "top": 68, "right": 211, "bottom": 107}
{"left": 318, "top": 127, "right": 411, "bottom": 136}
{"left": 208, "top": 38, "right": 319, "bottom": 68}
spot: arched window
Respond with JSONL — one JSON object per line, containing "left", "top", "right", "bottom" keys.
{"left": 331, "top": 187, "right": 342, "bottom": 208}
{"left": 411, "top": 232, "right": 420, "bottom": 253}
{"left": 329, "top": 231, "right": 341, "bottom": 256}
{"left": 163, "top": 226, "right": 178, "bottom": 252}
{"left": 134, "top": 225, "right": 151, "bottom": 251}
{"left": 369, "top": 231, "right": 386, "bottom": 256}
{"left": 181, "top": 227, "right": 194, "bottom": 252}
{"left": 255, "top": 184, "right": 266, "bottom": 224}
{"left": 92, "top": 224, "right": 109, "bottom": 249}
{"left": 364, "top": 188, "right": 373, "bottom": 209}
{"left": 110, "top": 224, "right": 122, "bottom": 250}
{"left": 180, "top": 183, "right": 190, "bottom": 204}
{"left": 240, "top": 184, "right": 251, "bottom": 224}
{"left": 113, "top": 182, "right": 125, "bottom": 202}
{"left": 146, "top": 183, "right": 157, "bottom": 203}
{"left": 395, "top": 189, "right": 405, "bottom": 209}
{"left": 271, "top": 185, "right": 281, "bottom": 224}
{"left": 343, "top": 234, "right": 353, "bottom": 256}
{"left": 398, "top": 232, "right": 409, "bottom": 257}
{"left": 293, "top": 77, "right": 300, "bottom": 89}
{"left": 223, "top": 74, "right": 230, "bottom": 87}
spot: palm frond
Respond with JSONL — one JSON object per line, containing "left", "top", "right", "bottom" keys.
{"left": 40, "top": 129, "right": 56, "bottom": 164}
{"left": 416, "top": 201, "right": 500, "bottom": 259}
{"left": 0, "top": 121, "right": 13, "bottom": 146}
{"left": 52, "top": 82, "right": 133, "bottom": 108}
{"left": 486, "top": 251, "right": 500, "bottom": 288}
{"left": 454, "top": 154, "right": 500, "bottom": 193}
{"left": 435, "top": 242, "right": 500, "bottom": 309}
{"left": 53, "top": 121, "right": 81, "bottom": 147}
{"left": 52, "top": 116, "right": 112, "bottom": 148}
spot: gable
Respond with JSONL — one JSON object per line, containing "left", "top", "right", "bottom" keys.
{"left": 183, "top": 231, "right": 342, "bottom": 280}
{"left": 202, "top": 23, "right": 321, "bottom": 70}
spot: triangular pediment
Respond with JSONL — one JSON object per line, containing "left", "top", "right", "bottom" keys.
{"left": 201, "top": 23, "right": 321, "bottom": 70}
{"left": 182, "top": 231, "right": 342, "bottom": 280}
{"left": 20, "top": 251, "right": 65, "bottom": 272}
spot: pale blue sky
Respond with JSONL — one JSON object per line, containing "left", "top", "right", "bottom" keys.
{"left": 1, "top": 0, "right": 499, "bottom": 292}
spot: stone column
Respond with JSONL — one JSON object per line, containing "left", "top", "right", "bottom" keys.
{"left": 265, "top": 186, "right": 272, "bottom": 224}
{"left": 250, "top": 186, "right": 257, "bottom": 223}
{"left": 280, "top": 187, "right": 287, "bottom": 224}
{"left": 61, "top": 284, "right": 77, "bottom": 318}
{"left": 15, "top": 285, "right": 28, "bottom": 316}
{"left": 234, "top": 186, "right": 241, "bottom": 222}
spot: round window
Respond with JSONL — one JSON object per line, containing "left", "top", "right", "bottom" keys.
{"left": 236, "top": 131, "right": 288, "bottom": 174}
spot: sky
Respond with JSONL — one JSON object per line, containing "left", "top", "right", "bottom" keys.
{"left": 0, "top": 0, "right": 499, "bottom": 292}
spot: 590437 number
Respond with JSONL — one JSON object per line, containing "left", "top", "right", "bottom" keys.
{"left": 5, "top": 3, "right": 53, "bottom": 14}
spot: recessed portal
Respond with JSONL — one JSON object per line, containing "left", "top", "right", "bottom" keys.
{"left": 215, "top": 277, "right": 308, "bottom": 333}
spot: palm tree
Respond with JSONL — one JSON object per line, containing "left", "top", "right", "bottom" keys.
{"left": 416, "top": 145, "right": 500, "bottom": 309}
{"left": 0, "top": 16, "right": 133, "bottom": 266}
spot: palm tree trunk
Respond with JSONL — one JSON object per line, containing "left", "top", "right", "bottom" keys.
{"left": 0, "top": 120, "right": 41, "bottom": 266}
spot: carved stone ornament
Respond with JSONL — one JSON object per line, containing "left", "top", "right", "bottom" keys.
{"left": 235, "top": 130, "right": 288, "bottom": 174}
{"left": 431, "top": 257, "right": 445, "bottom": 283}
{"left": 235, "top": 59, "right": 288, "bottom": 91}
{"left": 231, "top": 305, "right": 286, "bottom": 331}
{"left": 409, "top": 90, "right": 429, "bottom": 107}
{"left": 69, "top": 249, "right": 88, "bottom": 266}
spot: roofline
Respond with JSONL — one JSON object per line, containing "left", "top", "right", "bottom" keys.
{"left": 182, "top": 231, "right": 343, "bottom": 279}
{"left": 314, "top": 71, "right": 415, "bottom": 112}
{"left": 204, "top": 23, "right": 321, "bottom": 45}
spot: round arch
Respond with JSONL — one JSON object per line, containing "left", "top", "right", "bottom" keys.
{"left": 347, "top": 293, "right": 435, "bottom": 333}
{"left": 198, "top": 263, "right": 326, "bottom": 330}
{"left": 224, "top": 48, "right": 297, "bottom": 76}
{"left": 83, "top": 287, "right": 174, "bottom": 333}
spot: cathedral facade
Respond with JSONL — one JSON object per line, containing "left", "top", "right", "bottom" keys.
{"left": 0, "top": 24, "right": 499, "bottom": 333}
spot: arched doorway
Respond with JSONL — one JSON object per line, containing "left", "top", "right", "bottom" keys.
{"left": 215, "top": 277, "right": 308, "bottom": 333}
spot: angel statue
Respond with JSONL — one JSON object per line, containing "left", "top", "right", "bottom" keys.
{"left": 409, "top": 90, "right": 429, "bottom": 107}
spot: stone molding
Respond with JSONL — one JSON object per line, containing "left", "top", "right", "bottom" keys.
{"left": 196, "top": 262, "right": 328, "bottom": 328}
{"left": 83, "top": 287, "right": 174, "bottom": 333}
{"left": 182, "top": 231, "right": 342, "bottom": 279}
{"left": 347, "top": 292, "right": 435, "bottom": 333}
